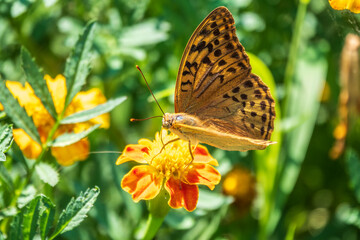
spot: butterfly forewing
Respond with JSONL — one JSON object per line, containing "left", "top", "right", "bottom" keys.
{"left": 175, "top": 7, "right": 251, "bottom": 113}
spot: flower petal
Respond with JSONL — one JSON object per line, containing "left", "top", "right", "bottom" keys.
{"left": 192, "top": 145, "right": 218, "bottom": 166}
{"left": 70, "top": 88, "right": 110, "bottom": 129}
{"left": 184, "top": 163, "right": 221, "bottom": 190}
{"left": 329, "top": 0, "right": 360, "bottom": 13}
{"left": 13, "top": 129, "right": 42, "bottom": 159}
{"left": 165, "top": 177, "right": 198, "bottom": 212}
{"left": 45, "top": 74, "right": 67, "bottom": 114}
{"left": 116, "top": 144, "right": 149, "bottom": 165}
{"left": 121, "top": 165, "right": 162, "bottom": 202}
{"left": 5, "top": 81, "right": 51, "bottom": 127}
{"left": 51, "top": 138, "right": 89, "bottom": 166}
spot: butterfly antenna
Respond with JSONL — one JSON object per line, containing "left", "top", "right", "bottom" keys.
{"left": 130, "top": 116, "right": 163, "bottom": 122}
{"left": 136, "top": 65, "right": 165, "bottom": 115}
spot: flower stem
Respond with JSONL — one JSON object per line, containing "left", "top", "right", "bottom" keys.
{"left": 142, "top": 213, "right": 165, "bottom": 240}
{"left": 142, "top": 187, "right": 170, "bottom": 239}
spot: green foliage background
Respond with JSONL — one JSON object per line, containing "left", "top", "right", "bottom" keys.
{"left": 1, "top": 0, "right": 360, "bottom": 239}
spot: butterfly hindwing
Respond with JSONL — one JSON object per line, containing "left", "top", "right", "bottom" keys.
{"left": 195, "top": 73, "right": 275, "bottom": 140}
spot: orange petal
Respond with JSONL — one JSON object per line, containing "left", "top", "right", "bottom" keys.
{"left": 185, "top": 163, "right": 221, "bottom": 190}
{"left": 45, "top": 74, "right": 67, "bottom": 114}
{"left": 5, "top": 81, "right": 49, "bottom": 124}
{"left": 116, "top": 144, "right": 149, "bottom": 165}
{"left": 192, "top": 145, "right": 218, "bottom": 166}
{"left": 329, "top": 0, "right": 360, "bottom": 13}
{"left": 165, "top": 177, "right": 198, "bottom": 212}
{"left": 67, "top": 88, "right": 110, "bottom": 129}
{"left": 51, "top": 138, "right": 89, "bottom": 166}
{"left": 0, "top": 103, "right": 4, "bottom": 111}
{"left": 121, "top": 165, "right": 162, "bottom": 202}
{"left": 13, "top": 129, "right": 42, "bottom": 159}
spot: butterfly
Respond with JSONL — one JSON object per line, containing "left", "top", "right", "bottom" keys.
{"left": 162, "top": 6, "right": 276, "bottom": 151}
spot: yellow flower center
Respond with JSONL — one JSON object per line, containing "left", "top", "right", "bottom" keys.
{"left": 145, "top": 131, "right": 193, "bottom": 180}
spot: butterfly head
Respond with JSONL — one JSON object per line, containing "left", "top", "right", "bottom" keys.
{"left": 162, "top": 113, "right": 176, "bottom": 129}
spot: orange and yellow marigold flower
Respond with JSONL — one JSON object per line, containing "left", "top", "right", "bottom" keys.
{"left": 222, "top": 167, "right": 256, "bottom": 214}
{"left": 329, "top": 0, "right": 360, "bottom": 13}
{"left": 116, "top": 130, "right": 221, "bottom": 212}
{"left": 0, "top": 74, "right": 109, "bottom": 166}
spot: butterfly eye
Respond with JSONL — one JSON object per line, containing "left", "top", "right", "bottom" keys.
{"left": 176, "top": 115, "right": 184, "bottom": 121}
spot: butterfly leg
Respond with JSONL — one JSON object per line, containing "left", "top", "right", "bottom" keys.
{"left": 188, "top": 141, "right": 194, "bottom": 163}
{"left": 151, "top": 137, "right": 181, "bottom": 163}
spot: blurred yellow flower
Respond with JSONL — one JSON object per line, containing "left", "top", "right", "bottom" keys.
{"left": 116, "top": 130, "right": 221, "bottom": 212}
{"left": 222, "top": 167, "right": 256, "bottom": 215}
{"left": 0, "top": 74, "right": 109, "bottom": 166}
{"left": 329, "top": 0, "right": 360, "bottom": 13}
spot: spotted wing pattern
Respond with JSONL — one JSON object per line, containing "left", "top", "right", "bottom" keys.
{"left": 174, "top": 6, "right": 275, "bottom": 141}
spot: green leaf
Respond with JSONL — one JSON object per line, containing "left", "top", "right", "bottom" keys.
{"left": 50, "top": 187, "right": 100, "bottom": 239}
{"left": 18, "top": 185, "right": 37, "bottom": 209}
{"left": 0, "top": 207, "right": 17, "bottom": 221}
{"left": 61, "top": 96, "right": 127, "bottom": 124}
{"left": 21, "top": 48, "right": 57, "bottom": 118}
{"left": 64, "top": 22, "right": 96, "bottom": 108}
{"left": 50, "top": 124, "right": 100, "bottom": 147}
{"left": 197, "top": 189, "right": 233, "bottom": 211}
{"left": 0, "top": 79, "right": 41, "bottom": 144}
{"left": 346, "top": 149, "right": 360, "bottom": 203}
{"left": 39, "top": 195, "right": 55, "bottom": 240}
{"left": 35, "top": 163, "right": 59, "bottom": 187}
{"left": 0, "top": 124, "right": 13, "bottom": 161}
{"left": 119, "top": 20, "right": 170, "bottom": 47}
{"left": 22, "top": 196, "right": 41, "bottom": 240}
{"left": 9, "top": 213, "right": 23, "bottom": 240}
{"left": 0, "top": 163, "right": 14, "bottom": 192}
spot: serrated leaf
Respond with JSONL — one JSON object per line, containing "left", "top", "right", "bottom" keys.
{"left": 51, "top": 124, "right": 100, "bottom": 147}
{"left": 50, "top": 187, "right": 100, "bottom": 239}
{"left": 0, "top": 124, "right": 13, "bottom": 161}
{"left": 21, "top": 48, "right": 57, "bottom": 118}
{"left": 0, "top": 153, "right": 5, "bottom": 162}
{"left": 346, "top": 149, "right": 360, "bottom": 203}
{"left": 64, "top": 22, "right": 96, "bottom": 108}
{"left": 18, "top": 185, "right": 37, "bottom": 209}
{"left": 39, "top": 195, "right": 55, "bottom": 240}
{"left": 61, "top": 96, "right": 127, "bottom": 124}
{"left": 0, "top": 80, "right": 41, "bottom": 144}
{"left": 22, "top": 196, "right": 41, "bottom": 240}
{"left": 9, "top": 213, "right": 23, "bottom": 240}
{"left": 0, "top": 207, "right": 17, "bottom": 221}
{"left": 35, "top": 163, "right": 59, "bottom": 187}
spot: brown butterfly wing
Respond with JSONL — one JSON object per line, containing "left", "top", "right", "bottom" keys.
{"left": 174, "top": 6, "right": 275, "bottom": 142}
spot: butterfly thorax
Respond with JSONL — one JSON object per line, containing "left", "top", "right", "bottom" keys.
{"left": 162, "top": 113, "right": 200, "bottom": 142}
